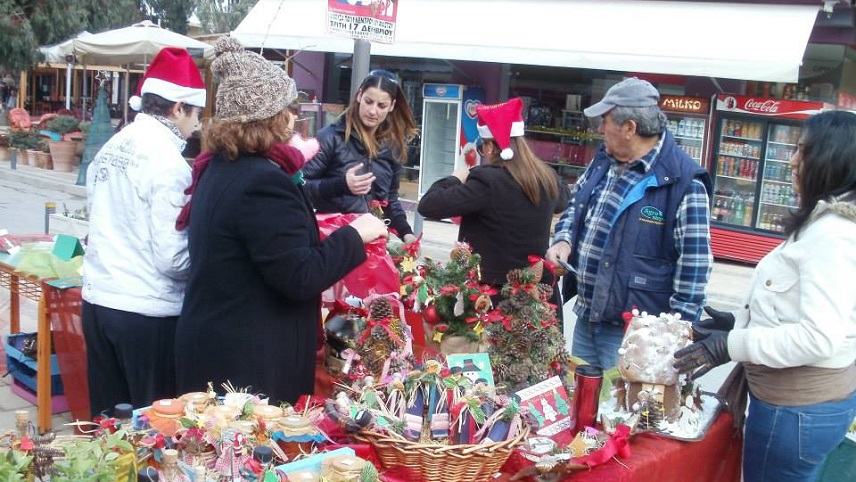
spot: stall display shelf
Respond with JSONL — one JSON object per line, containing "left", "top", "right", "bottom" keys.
{"left": 766, "top": 158, "right": 789, "bottom": 164}
{"left": 760, "top": 201, "right": 798, "bottom": 209}
{"left": 718, "top": 175, "right": 756, "bottom": 182}
{"left": 768, "top": 141, "right": 797, "bottom": 147}
{"left": 721, "top": 134, "right": 762, "bottom": 142}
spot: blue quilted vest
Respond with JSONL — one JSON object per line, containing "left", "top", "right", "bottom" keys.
{"left": 563, "top": 131, "right": 711, "bottom": 325}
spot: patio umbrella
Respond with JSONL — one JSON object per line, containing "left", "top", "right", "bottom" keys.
{"left": 71, "top": 20, "right": 214, "bottom": 122}
{"left": 72, "top": 20, "right": 214, "bottom": 65}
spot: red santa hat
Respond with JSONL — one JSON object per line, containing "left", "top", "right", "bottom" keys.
{"left": 128, "top": 47, "right": 206, "bottom": 111}
{"left": 476, "top": 97, "right": 525, "bottom": 160}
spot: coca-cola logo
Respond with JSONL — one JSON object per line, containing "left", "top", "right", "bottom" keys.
{"left": 744, "top": 99, "right": 780, "bottom": 113}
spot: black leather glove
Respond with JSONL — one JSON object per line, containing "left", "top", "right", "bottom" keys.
{"left": 673, "top": 330, "right": 731, "bottom": 380}
{"left": 692, "top": 306, "right": 736, "bottom": 340}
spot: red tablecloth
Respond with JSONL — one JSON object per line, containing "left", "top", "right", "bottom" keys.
{"left": 498, "top": 412, "right": 741, "bottom": 482}
{"left": 43, "top": 285, "right": 90, "bottom": 422}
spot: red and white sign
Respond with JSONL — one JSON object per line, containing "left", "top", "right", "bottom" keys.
{"left": 715, "top": 94, "right": 825, "bottom": 121}
{"left": 837, "top": 91, "right": 856, "bottom": 111}
{"left": 659, "top": 95, "right": 710, "bottom": 114}
{"left": 327, "top": 0, "right": 398, "bottom": 44}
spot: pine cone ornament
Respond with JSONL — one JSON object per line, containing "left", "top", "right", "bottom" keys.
{"left": 449, "top": 243, "right": 473, "bottom": 264}
{"left": 361, "top": 337, "right": 395, "bottom": 377}
{"left": 368, "top": 298, "right": 394, "bottom": 320}
{"left": 529, "top": 261, "right": 544, "bottom": 284}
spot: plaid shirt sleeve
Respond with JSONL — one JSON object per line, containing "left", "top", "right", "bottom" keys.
{"left": 552, "top": 167, "right": 590, "bottom": 246}
{"left": 670, "top": 178, "right": 713, "bottom": 321}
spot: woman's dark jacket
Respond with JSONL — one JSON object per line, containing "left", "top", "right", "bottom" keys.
{"left": 417, "top": 164, "right": 569, "bottom": 285}
{"left": 303, "top": 118, "right": 413, "bottom": 239}
{"left": 176, "top": 153, "right": 366, "bottom": 404}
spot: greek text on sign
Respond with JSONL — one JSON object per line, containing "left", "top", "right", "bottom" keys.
{"left": 327, "top": 0, "right": 398, "bottom": 44}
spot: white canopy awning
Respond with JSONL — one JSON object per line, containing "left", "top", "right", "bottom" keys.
{"left": 40, "top": 32, "right": 92, "bottom": 64}
{"left": 233, "top": 0, "right": 819, "bottom": 83}
{"left": 72, "top": 20, "right": 215, "bottom": 66}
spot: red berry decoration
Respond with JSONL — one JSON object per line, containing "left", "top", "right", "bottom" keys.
{"left": 423, "top": 305, "right": 441, "bottom": 325}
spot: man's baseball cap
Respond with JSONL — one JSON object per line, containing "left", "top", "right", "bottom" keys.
{"left": 583, "top": 77, "right": 660, "bottom": 118}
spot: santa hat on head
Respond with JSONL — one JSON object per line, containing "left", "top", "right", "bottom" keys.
{"left": 128, "top": 47, "right": 206, "bottom": 111}
{"left": 476, "top": 97, "right": 525, "bottom": 160}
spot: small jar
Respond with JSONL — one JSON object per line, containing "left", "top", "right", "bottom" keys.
{"left": 287, "top": 471, "right": 321, "bottom": 482}
{"left": 148, "top": 399, "right": 186, "bottom": 436}
{"left": 179, "top": 392, "right": 210, "bottom": 414}
{"left": 253, "top": 404, "right": 283, "bottom": 423}
{"left": 321, "top": 455, "right": 368, "bottom": 482}
{"left": 275, "top": 415, "right": 321, "bottom": 460}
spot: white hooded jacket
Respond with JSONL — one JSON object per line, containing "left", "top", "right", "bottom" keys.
{"left": 83, "top": 113, "right": 191, "bottom": 317}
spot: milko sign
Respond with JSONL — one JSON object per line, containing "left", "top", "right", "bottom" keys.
{"left": 327, "top": 0, "right": 398, "bottom": 44}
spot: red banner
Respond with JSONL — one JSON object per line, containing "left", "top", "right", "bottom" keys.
{"left": 715, "top": 94, "right": 826, "bottom": 120}
{"left": 327, "top": 0, "right": 398, "bottom": 44}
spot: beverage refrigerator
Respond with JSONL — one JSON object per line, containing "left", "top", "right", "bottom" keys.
{"left": 708, "top": 94, "right": 828, "bottom": 264}
{"left": 659, "top": 95, "right": 711, "bottom": 168}
{"left": 417, "top": 84, "right": 484, "bottom": 197}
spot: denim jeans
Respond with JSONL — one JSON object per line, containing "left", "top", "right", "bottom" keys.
{"left": 570, "top": 319, "right": 626, "bottom": 369}
{"left": 743, "top": 390, "right": 856, "bottom": 482}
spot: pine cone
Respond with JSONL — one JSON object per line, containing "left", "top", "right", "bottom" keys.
{"left": 368, "top": 297, "right": 394, "bottom": 320}
{"left": 449, "top": 243, "right": 473, "bottom": 264}
{"left": 529, "top": 261, "right": 544, "bottom": 284}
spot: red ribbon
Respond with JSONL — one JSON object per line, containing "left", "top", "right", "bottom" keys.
{"left": 572, "top": 424, "right": 632, "bottom": 467}
{"left": 327, "top": 299, "right": 368, "bottom": 320}
{"left": 358, "top": 317, "right": 403, "bottom": 345}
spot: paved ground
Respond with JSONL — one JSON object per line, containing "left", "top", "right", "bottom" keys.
{"left": 0, "top": 161, "right": 755, "bottom": 428}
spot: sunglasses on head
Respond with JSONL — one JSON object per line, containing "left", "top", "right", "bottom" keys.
{"left": 367, "top": 69, "right": 399, "bottom": 85}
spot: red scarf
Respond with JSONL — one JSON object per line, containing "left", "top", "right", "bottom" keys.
{"left": 175, "top": 143, "right": 306, "bottom": 231}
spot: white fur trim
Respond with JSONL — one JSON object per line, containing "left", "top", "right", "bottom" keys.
{"left": 141, "top": 77, "right": 206, "bottom": 108}
{"left": 476, "top": 120, "right": 525, "bottom": 139}
{"left": 500, "top": 147, "right": 513, "bottom": 160}
{"left": 128, "top": 95, "right": 142, "bottom": 111}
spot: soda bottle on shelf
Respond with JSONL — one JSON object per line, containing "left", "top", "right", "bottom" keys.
{"left": 743, "top": 201, "right": 753, "bottom": 225}
{"left": 760, "top": 212, "right": 769, "bottom": 230}
{"left": 733, "top": 197, "right": 744, "bottom": 225}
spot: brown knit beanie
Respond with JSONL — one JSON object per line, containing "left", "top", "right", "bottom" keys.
{"left": 211, "top": 37, "right": 297, "bottom": 123}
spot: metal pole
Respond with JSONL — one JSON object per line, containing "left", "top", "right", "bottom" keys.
{"left": 65, "top": 63, "right": 72, "bottom": 110}
{"left": 349, "top": 39, "right": 371, "bottom": 100}
{"left": 44, "top": 202, "right": 56, "bottom": 234}
{"left": 81, "top": 65, "right": 87, "bottom": 121}
{"left": 123, "top": 66, "right": 129, "bottom": 125}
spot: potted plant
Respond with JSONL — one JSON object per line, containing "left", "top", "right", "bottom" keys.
{"left": 24, "top": 132, "right": 43, "bottom": 167}
{"left": 0, "top": 450, "right": 32, "bottom": 482}
{"left": 33, "top": 138, "right": 52, "bottom": 169}
{"left": 51, "top": 430, "right": 133, "bottom": 482}
{"left": 0, "top": 133, "right": 10, "bottom": 162}
{"left": 45, "top": 115, "right": 81, "bottom": 172}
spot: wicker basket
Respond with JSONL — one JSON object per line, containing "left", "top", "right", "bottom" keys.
{"left": 355, "top": 426, "right": 529, "bottom": 482}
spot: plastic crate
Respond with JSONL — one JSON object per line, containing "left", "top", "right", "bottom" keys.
{"left": 5, "top": 333, "right": 64, "bottom": 395}
{"left": 10, "top": 380, "right": 68, "bottom": 414}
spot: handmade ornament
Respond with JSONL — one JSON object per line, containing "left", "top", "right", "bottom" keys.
{"left": 159, "top": 448, "right": 190, "bottom": 482}
{"left": 486, "top": 261, "right": 570, "bottom": 391}
{"left": 618, "top": 310, "right": 692, "bottom": 422}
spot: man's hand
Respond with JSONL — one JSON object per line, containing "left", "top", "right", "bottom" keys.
{"left": 545, "top": 241, "right": 571, "bottom": 266}
{"left": 346, "top": 164, "right": 375, "bottom": 196}
{"left": 673, "top": 330, "right": 731, "bottom": 380}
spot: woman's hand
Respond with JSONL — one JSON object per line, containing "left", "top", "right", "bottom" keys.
{"left": 349, "top": 213, "right": 389, "bottom": 243}
{"left": 453, "top": 166, "right": 471, "bottom": 183}
{"left": 346, "top": 164, "right": 376, "bottom": 196}
{"left": 402, "top": 233, "right": 421, "bottom": 256}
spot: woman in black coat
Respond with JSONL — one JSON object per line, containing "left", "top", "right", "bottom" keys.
{"left": 418, "top": 98, "right": 569, "bottom": 288}
{"left": 175, "top": 38, "right": 387, "bottom": 403}
{"left": 303, "top": 70, "right": 419, "bottom": 243}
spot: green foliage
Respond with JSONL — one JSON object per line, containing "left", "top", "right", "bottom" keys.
{"left": 29, "top": 0, "right": 88, "bottom": 46}
{"left": 421, "top": 246, "right": 487, "bottom": 340}
{"left": 486, "top": 264, "right": 569, "bottom": 392}
{"left": 52, "top": 430, "right": 132, "bottom": 482}
{"left": 83, "top": 0, "right": 143, "bottom": 33}
{"left": 9, "top": 130, "right": 40, "bottom": 149}
{"left": 196, "top": 0, "right": 255, "bottom": 34}
{"left": 0, "top": 450, "right": 32, "bottom": 482}
{"left": 46, "top": 115, "right": 81, "bottom": 135}
{"left": 0, "top": 0, "right": 40, "bottom": 71}
{"left": 145, "top": 0, "right": 195, "bottom": 34}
